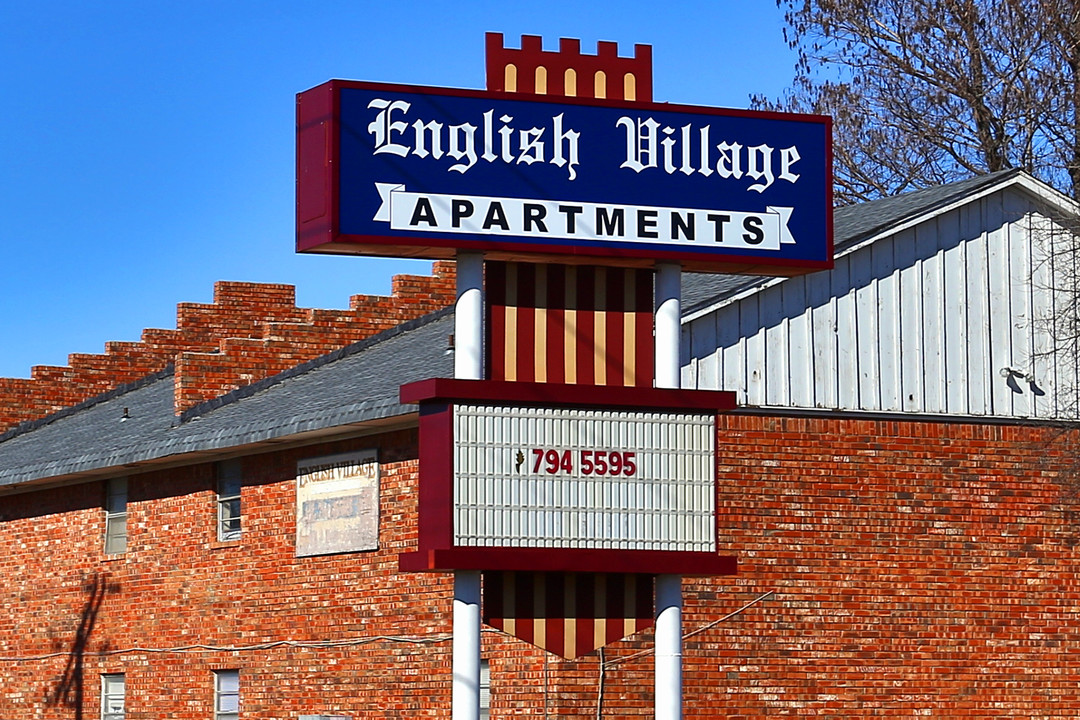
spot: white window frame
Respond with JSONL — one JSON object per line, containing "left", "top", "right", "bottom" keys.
{"left": 480, "top": 659, "right": 490, "bottom": 720}
{"left": 101, "top": 673, "right": 125, "bottom": 720}
{"left": 214, "top": 669, "right": 239, "bottom": 720}
{"left": 104, "top": 478, "right": 128, "bottom": 555}
{"left": 216, "top": 460, "right": 243, "bottom": 542}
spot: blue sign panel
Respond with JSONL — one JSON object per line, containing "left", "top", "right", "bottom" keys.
{"left": 297, "top": 80, "right": 832, "bottom": 273}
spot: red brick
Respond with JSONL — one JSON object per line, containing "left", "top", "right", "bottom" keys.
{"left": 0, "top": 263, "right": 457, "bottom": 430}
{"left": 2, "top": 415, "right": 1079, "bottom": 716}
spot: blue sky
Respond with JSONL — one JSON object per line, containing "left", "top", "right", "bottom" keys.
{"left": 0, "top": 1, "right": 796, "bottom": 378}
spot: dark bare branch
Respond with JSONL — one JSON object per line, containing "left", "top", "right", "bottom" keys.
{"left": 760, "top": 0, "right": 1080, "bottom": 203}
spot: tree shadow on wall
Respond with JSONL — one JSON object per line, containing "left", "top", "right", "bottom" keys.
{"left": 45, "top": 571, "right": 116, "bottom": 720}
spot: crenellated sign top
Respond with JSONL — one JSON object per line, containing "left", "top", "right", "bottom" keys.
{"left": 297, "top": 41, "right": 832, "bottom": 275}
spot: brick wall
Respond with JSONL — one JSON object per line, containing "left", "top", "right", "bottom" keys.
{"left": 2, "top": 415, "right": 1079, "bottom": 718}
{"left": 0, "top": 261, "right": 456, "bottom": 431}
{"left": 0, "top": 431, "right": 461, "bottom": 720}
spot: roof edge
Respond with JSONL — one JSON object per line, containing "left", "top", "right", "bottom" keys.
{"left": 838, "top": 169, "right": 1074, "bottom": 259}
{"left": 0, "top": 366, "right": 175, "bottom": 445}
{"left": 177, "top": 305, "right": 455, "bottom": 423}
{"left": 681, "top": 170, "right": 1075, "bottom": 324}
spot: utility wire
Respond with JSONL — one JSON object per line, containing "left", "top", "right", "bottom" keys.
{"left": 0, "top": 630, "right": 509, "bottom": 663}
{"left": 603, "top": 590, "right": 776, "bottom": 669}
{"left": 2, "top": 594, "right": 774, "bottom": 665}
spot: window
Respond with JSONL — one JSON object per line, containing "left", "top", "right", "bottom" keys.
{"left": 104, "top": 478, "right": 127, "bottom": 555}
{"left": 216, "top": 460, "right": 242, "bottom": 541}
{"left": 480, "top": 659, "right": 490, "bottom": 720}
{"left": 214, "top": 670, "right": 239, "bottom": 720}
{"left": 101, "top": 673, "right": 125, "bottom": 720}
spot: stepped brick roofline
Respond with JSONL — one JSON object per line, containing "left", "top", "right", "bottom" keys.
{"left": 0, "top": 261, "right": 457, "bottom": 433}
{"left": 0, "top": 169, "right": 1071, "bottom": 484}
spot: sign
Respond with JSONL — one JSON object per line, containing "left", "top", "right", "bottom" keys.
{"left": 297, "top": 80, "right": 832, "bottom": 273}
{"left": 296, "top": 449, "right": 379, "bottom": 556}
{"left": 397, "top": 378, "right": 737, "bottom": 574}
{"left": 454, "top": 403, "right": 716, "bottom": 552}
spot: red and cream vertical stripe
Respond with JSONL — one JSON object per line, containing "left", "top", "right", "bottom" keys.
{"left": 478, "top": 39, "right": 660, "bottom": 662}
{"left": 482, "top": 571, "right": 654, "bottom": 659}
{"left": 482, "top": 261, "right": 659, "bottom": 656}
{"left": 485, "top": 262, "right": 654, "bottom": 387}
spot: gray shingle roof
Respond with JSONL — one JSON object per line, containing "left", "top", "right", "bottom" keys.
{"left": 0, "top": 309, "right": 454, "bottom": 487}
{"left": 831, "top": 168, "right": 1021, "bottom": 253}
{"left": 0, "top": 170, "right": 1042, "bottom": 488}
{"left": 681, "top": 169, "right": 1023, "bottom": 318}
{"left": 0, "top": 370, "right": 179, "bottom": 487}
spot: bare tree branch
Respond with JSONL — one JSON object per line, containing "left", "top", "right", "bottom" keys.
{"left": 759, "top": 0, "right": 1080, "bottom": 204}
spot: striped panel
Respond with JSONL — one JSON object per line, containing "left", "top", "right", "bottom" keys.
{"left": 482, "top": 571, "right": 654, "bottom": 659}
{"left": 486, "top": 262, "right": 654, "bottom": 386}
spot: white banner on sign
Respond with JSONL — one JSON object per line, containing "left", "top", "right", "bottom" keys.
{"left": 374, "top": 182, "right": 794, "bottom": 251}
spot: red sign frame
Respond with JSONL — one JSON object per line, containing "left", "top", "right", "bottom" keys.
{"left": 397, "top": 379, "right": 737, "bottom": 575}
{"left": 297, "top": 79, "right": 833, "bottom": 275}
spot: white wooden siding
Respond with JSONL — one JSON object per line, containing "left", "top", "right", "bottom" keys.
{"left": 683, "top": 187, "right": 1077, "bottom": 419}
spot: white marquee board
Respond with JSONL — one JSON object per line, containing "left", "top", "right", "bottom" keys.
{"left": 453, "top": 404, "right": 716, "bottom": 551}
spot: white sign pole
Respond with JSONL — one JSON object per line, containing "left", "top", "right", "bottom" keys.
{"left": 455, "top": 251, "right": 484, "bottom": 382}
{"left": 452, "top": 569, "right": 482, "bottom": 720}
{"left": 453, "top": 251, "right": 484, "bottom": 720}
{"left": 654, "top": 263, "right": 681, "bottom": 387}
{"left": 654, "top": 261, "right": 683, "bottom": 720}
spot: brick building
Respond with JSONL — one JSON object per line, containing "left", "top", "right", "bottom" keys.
{"left": 3, "top": 169, "right": 1080, "bottom": 718}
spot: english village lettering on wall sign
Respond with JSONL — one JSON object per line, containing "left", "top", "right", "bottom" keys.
{"left": 297, "top": 80, "right": 833, "bottom": 274}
